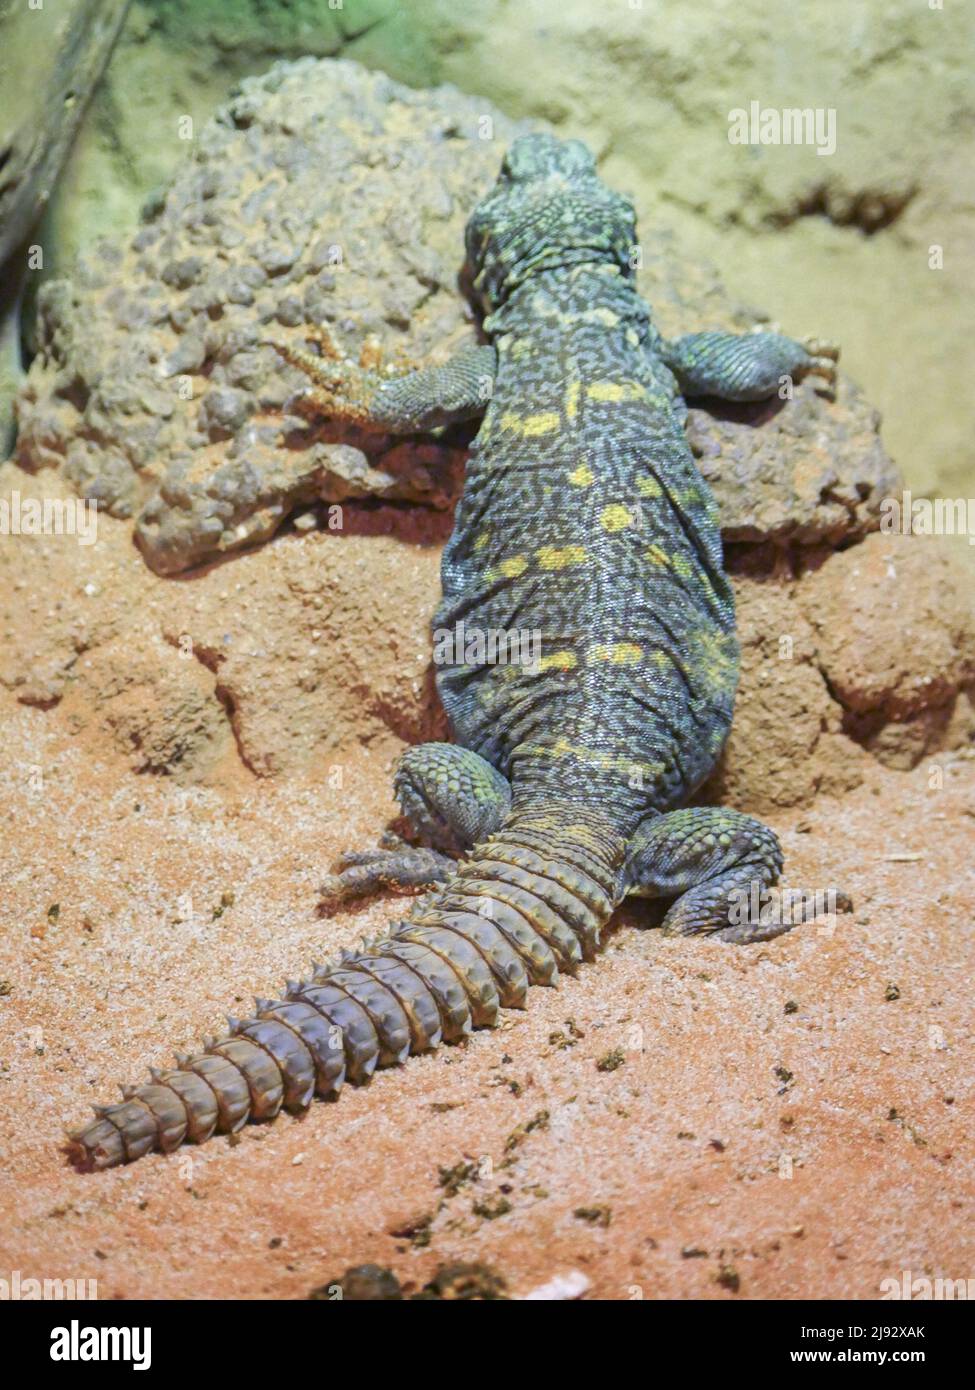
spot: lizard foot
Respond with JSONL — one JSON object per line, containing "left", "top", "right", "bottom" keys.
{"left": 262, "top": 323, "right": 410, "bottom": 425}
{"left": 301, "top": 323, "right": 418, "bottom": 375}
{"left": 320, "top": 838, "right": 457, "bottom": 903}
{"left": 625, "top": 807, "right": 791, "bottom": 944}
{"left": 714, "top": 883, "right": 854, "bottom": 943}
{"left": 319, "top": 745, "right": 510, "bottom": 907}
{"left": 262, "top": 325, "right": 378, "bottom": 424}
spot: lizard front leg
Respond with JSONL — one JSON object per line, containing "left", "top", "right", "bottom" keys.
{"left": 660, "top": 330, "right": 839, "bottom": 402}
{"left": 321, "top": 743, "right": 512, "bottom": 902}
{"left": 264, "top": 326, "right": 498, "bottom": 432}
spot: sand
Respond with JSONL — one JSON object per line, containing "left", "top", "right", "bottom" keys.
{"left": 1, "top": 693, "right": 972, "bottom": 1300}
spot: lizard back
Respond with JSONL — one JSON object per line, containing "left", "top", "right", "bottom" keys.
{"left": 438, "top": 136, "right": 738, "bottom": 830}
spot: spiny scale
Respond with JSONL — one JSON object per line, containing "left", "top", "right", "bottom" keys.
{"left": 65, "top": 833, "right": 616, "bottom": 1170}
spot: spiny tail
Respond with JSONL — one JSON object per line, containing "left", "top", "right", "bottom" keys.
{"left": 66, "top": 811, "right": 621, "bottom": 1171}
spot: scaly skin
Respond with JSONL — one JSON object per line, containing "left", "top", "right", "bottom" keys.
{"left": 67, "top": 135, "right": 840, "bottom": 1170}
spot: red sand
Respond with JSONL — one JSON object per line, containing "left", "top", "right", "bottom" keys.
{"left": 1, "top": 696, "right": 972, "bottom": 1299}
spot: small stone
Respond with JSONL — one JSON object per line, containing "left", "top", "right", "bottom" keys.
{"left": 309, "top": 1264, "right": 402, "bottom": 1301}
{"left": 161, "top": 256, "right": 204, "bottom": 289}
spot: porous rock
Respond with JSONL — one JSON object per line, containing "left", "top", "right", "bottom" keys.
{"left": 15, "top": 58, "right": 897, "bottom": 575}
{"left": 2, "top": 59, "right": 971, "bottom": 806}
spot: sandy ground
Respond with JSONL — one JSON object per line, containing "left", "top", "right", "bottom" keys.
{"left": 0, "top": 692, "right": 972, "bottom": 1301}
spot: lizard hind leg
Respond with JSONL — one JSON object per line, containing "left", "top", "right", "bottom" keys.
{"left": 394, "top": 742, "right": 513, "bottom": 851}
{"left": 623, "top": 806, "right": 789, "bottom": 943}
{"left": 320, "top": 743, "right": 512, "bottom": 903}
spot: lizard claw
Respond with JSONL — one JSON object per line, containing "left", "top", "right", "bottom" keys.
{"left": 302, "top": 322, "right": 347, "bottom": 361}
{"left": 320, "top": 845, "right": 456, "bottom": 904}
{"left": 802, "top": 336, "right": 840, "bottom": 361}
{"left": 801, "top": 335, "right": 841, "bottom": 396}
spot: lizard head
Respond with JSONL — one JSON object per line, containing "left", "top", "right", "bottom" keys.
{"left": 465, "top": 133, "right": 637, "bottom": 311}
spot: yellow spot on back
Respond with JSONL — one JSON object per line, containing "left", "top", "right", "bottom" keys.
{"left": 642, "top": 545, "right": 694, "bottom": 577}
{"left": 686, "top": 626, "right": 738, "bottom": 696}
{"left": 523, "top": 411, "right": 561, "bottom": 436}
{"left": 587, "top": 380, "right": 645, "bottom": 403}
{"left": 588, "top": 641, "right": 643, "bottom": 666}
{"left": 565, "top": 381, "right": 581, "bottom": 421}
{"left": 567, "top": 463, "right": 595, "bottom": 487}
{"left": 521, "top": 738, "right": 661, "bottom": 775}
{"left": 536, "top": 650, "right": 578, "bottom": 672}
{"left": 600, "top": 504, "right": 634, "bottom": 533}
{"left": 586, "top": 307, "right": 620, "bottom": 326}
{"left": 637, "top": 475, "right": 663, "bottom": 497}
{"left": 497, "top": 555, "right": 528, "bottom": 578}
{"left": 473, "top": 530, "right": 491, "bottom": 551}
{"left": 501, "top": 410, "right": 561, "bottom": 436}
{"left": 536, "top": 544, "right": 586, "bottom": 570}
